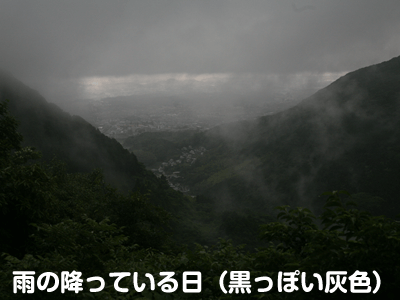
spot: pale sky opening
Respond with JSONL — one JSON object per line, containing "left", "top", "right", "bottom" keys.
{"left": 78, "top": 72, "right": 347, "bottom": 100}
{"left": 79, "top": 73, "right": 232, "bottom": 99}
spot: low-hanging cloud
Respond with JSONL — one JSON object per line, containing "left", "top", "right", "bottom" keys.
{"left": 0, "top": 0, "right": 399, "bottom": 102}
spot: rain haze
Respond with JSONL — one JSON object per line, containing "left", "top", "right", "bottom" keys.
{"left": 0, "top": 0, "right": 399, "bottom": 109}
{"left": 3, "top": 1, "right": 400, "bottom": 293}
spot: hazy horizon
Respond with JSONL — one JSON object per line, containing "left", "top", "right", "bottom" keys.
{"left": 0, "top": 0, "right": 399, "bottom": 105}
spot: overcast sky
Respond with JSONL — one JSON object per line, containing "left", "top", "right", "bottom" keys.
{"left": 1, "top": 0, "right": 399, "bottom": 101}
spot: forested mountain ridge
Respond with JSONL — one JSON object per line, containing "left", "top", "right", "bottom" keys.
{"left": 179, "top": 55, "right": 400, "bottom": 216}
{"left": 0, "top": 70, "right": 190, "bottom": 213}
{"left": 0, "top": 70, "right": 141, "bottom": 192}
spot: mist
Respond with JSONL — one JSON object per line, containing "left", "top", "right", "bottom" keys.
{"left": 1, "top": 0, "right": 399, "bottom": 111}
{"left": 2, "top": 2, "right": 400, "bottom": 295}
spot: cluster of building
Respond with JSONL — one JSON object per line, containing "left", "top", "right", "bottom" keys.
{"left": 151, "top": 146, "right": 207, "bottom": 193}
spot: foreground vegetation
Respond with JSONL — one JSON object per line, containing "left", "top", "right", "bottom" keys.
{"left": 1, "top": 100, "right": 399, "bottom": 299}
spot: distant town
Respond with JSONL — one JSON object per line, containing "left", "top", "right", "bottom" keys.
{"left": 77, "top": 91, "right": 303, "bottom": 141}
{"left": 62, "top": 91, "right": 305, "bottom": 193}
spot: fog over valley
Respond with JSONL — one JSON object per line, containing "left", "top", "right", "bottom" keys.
{"left": 1, "top": 1, "right": 400, "bottom": 298}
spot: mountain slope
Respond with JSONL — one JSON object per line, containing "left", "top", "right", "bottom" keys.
{"left": 0, "top": 71, "right": 143, "bottom": 192}
{"left": 180, "top": 56, "right": 400, "bottom": 215}
{"left": 0, "top": 71, "right": 189, "bottom": 214}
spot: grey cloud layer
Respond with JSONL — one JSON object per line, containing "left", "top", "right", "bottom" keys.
{"left": 1, "top": 0, "right": 399, "bottom": 80}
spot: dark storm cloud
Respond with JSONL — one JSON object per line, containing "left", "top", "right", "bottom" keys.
{"left": 0, "top": 0, "right": 399, "bottom": 81}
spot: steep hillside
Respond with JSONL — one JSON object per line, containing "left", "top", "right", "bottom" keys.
{"left": 0, "top": 71, "right": 139, "bottom": 192}
{"left": 0, "top": 71, "right": 188, "bottom": 211}
{"left": 180, "top": 56, "right": 400, "bottom": 216}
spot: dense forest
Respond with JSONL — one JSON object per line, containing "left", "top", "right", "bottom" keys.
{"left": 1, "top": 56, "right": 400, "bottom": 298}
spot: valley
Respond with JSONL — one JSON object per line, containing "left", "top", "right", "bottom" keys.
{"left": 63, "top": 90, "right": 305, "bottom": 143}
{"left": 2, "top": 2, "right": 400, "bottom": 297}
